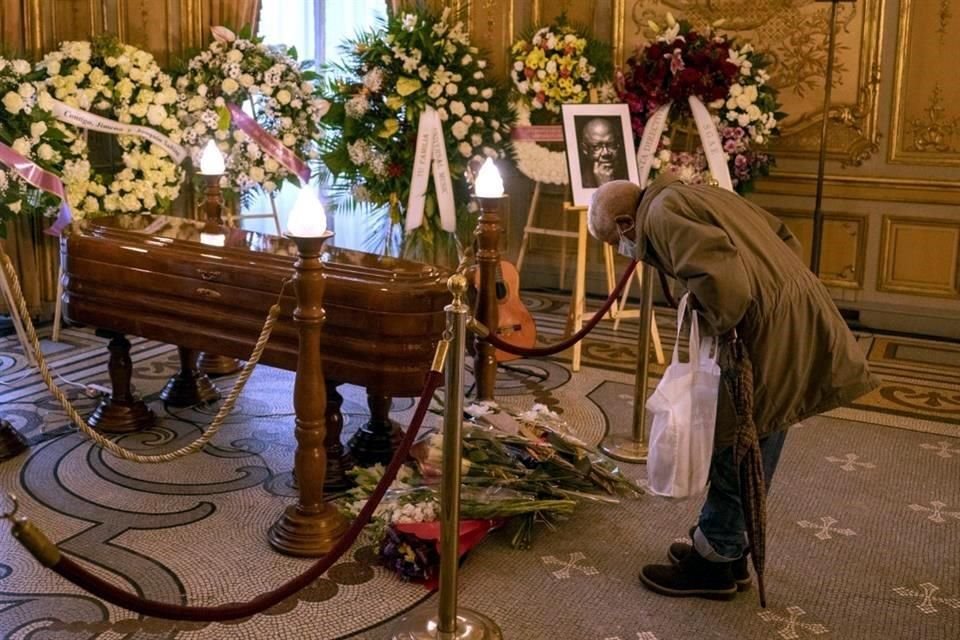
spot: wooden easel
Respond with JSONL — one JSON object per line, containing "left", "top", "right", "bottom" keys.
{"left": 515, "top": 182, "right": 663, "bottom": 372}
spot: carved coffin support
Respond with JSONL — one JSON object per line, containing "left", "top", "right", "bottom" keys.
{"left": 0, "top": 418, "right": 28, "bottom": 460}
{"left": 160, "top": 347, "right": 220, "bottom": 407}
{"left": 323, "top": 382, "right": 354, "bottom": 493}
{"left": 88, "top": 332, "right": 154, "bottom": 433}
{"left": 347, "top": 394, "right": 401, "bottom": 467}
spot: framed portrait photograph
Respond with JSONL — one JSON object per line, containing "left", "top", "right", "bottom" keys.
{"left": 560, "top": 103, "right": 640, "bottom": 207}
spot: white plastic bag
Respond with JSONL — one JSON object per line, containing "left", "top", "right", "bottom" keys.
{"left": 645, "top": 294, "right": 721, "bottom": 498}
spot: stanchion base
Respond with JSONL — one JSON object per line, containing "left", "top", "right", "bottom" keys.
{"left": 0, "top": 419, "right": 28, "bottom": 460}
{"left": 599, "top": 435, "right": 649, "bottom": 463}
{"left": 268, "top": 503, "right": 348, "bottom": 557}
{"left": 197, "top": 352, "right": 243, "bottom": 377}
{"left": 387, "top": 607, "right": 503, "bottom": 640}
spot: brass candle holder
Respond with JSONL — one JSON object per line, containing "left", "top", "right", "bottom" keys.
{"left": 388, "top": 274, "right": 502, "bottom": 639}
{"left": 268, "top": 230, "right": 348, "bottom": 556}
{"left": 472, "top": 193, "right": 506, "bottom": 402}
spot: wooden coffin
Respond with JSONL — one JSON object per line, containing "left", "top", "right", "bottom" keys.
{"left": 61, "top": 215, "right": 450, "bottom": 397}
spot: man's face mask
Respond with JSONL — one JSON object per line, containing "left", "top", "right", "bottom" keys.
{"left": 615, "top": 214, "right": 638, "bottom": 259}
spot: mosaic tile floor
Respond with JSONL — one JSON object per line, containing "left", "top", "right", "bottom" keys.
{"left": 0, "top": 294, "right": 958, "bottom": 639}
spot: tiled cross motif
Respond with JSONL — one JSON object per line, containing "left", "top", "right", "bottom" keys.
{"left": 907, "top": 500, "right": 960, "bottom": 524}
{"left": 920, "top": 441, "right": 960, "bottom": 458}
{"left": 758, "top": 606, "right": 829, "bottom": 639}
{"left": 541, "top": 552, "right": 600, "bottom": 580}
{"left": 796, "top": 516, "right": 857, "bottom": 541}
{"left": 893, "top": 582, "right": 960, "bottom": 614}
{"left": 825, "top": 453, "right": 876, "bottom": 471}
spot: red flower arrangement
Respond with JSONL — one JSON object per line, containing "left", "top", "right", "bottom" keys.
{"left": 618, "top": 15, "right": 784, "bottom": 191}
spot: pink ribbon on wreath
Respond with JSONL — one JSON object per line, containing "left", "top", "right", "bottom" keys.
{"left": 0, "top": 140, "right": 72, "bottom": 236}
{"left": 510, "top": 125, "right": 565, "bottom": 142}
{"left": 226, "top": 103, "right": 311, "bottom": 185}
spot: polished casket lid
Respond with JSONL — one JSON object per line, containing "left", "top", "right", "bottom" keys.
{"left": 66, "top": 214, "right": 451, "bottom": 313}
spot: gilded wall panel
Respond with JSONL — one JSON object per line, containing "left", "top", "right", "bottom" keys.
{"left": 889, "top": 0, "right": 960, "bottom": 165}
{"left": 777, "top": 211, "right": 866, "bottom": 289}
{"left": 879, "top": 217, "right": 960, "bottom": 298}
{"left": 112, "top": 0, "right": 183, "bottom": 66}
{"left": 621, "top": 0, "right": 883, "bottom": 163}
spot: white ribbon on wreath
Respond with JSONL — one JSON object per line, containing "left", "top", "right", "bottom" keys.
{"left": 636, "top": 96, "right": 733, "bottom": 192}
{"left": 510, "top": 104, "right": 569, "bottom": 186}
{"left": 406, "top": 106, "right": 455, "bottom": 233}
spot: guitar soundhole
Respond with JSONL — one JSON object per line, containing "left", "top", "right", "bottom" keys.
{"left": 495, "top": 282, "right": 507, "bottom": 299}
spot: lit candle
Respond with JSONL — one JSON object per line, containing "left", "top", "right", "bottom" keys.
{"left": 474, "top": 158, "right": 504, "bottom": 198}
{"left": 200, "top": 231, "right": 226, "bottom": 246}
{"left": 199, "top": 139, "right": 226, "bottom": 175}
{"left": 287, "top": 188, "right": 328, "bottom": 237}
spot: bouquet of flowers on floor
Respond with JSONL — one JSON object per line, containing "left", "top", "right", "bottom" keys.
{"left": 618, "top": 13, "right": 784, "bottom": 191}
{"left": 175, "top": 25, "right": 329, "bottom": 203}
{"left": 508, "top": 14, "right": 614, "bottom": 185}
{"left": 319, "top": 5, "right": 513, "bottom": 266}
{"left": 0, "top": 56, "right": 88, "bottom": 235}
{"left": 341, "top": 403, "right": 642, "bottom": 586}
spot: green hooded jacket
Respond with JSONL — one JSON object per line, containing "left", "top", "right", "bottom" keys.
{"left": 591, "top": 173, "right": 879, "bottom": 446}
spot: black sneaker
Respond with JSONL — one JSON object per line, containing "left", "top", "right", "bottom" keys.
{"left": 667, "top": 527, "right": 751, "bottom": 592}
{"left": 639, "top": 547, "right": 737, "bottom": 600}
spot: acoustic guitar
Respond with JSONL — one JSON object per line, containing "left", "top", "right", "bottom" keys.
{"left": 472, "top": 260, "right": 537, "bottom": 362}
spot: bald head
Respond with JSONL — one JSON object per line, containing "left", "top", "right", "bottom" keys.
{"left": 588, "top": 180, "right": 644, "bottom": 246}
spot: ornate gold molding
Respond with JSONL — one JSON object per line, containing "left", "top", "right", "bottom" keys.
{"left": 773, "top": 209, "right": 867, "bottom": 289}
{"left": 753, "top": 171, "right": 960, "bottom": 206}
{"left": 889, "top": 0, "right": 960, "bottom": 166}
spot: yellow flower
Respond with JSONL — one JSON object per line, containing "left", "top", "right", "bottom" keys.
{"left": 377, "top": 118, "right": 400, "bottom": 138}
{"left": 396, "top": 76, "right": 422, "bottom": 97}
{"left": 385, "top": 94, "right": 404, "bottom": 110}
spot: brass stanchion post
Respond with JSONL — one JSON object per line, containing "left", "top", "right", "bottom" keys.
{"left": 388, "top": 274, "right": 502, "bottom": 639}
{"left": 600, "top": 263, "right": 654, "bottom": 462}
{"left": 268, "top": 191, "right": 348, "bottom": 556}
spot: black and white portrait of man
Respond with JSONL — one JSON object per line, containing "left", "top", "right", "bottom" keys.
{"left": 562, "top": 104, "right": 639, "bottom": 207}
{"left": 575, "top": 115, "right": 628, "bottom": 188}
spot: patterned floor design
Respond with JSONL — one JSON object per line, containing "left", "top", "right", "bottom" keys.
{"left": 0, "top": 295, "right": 958, "bottom": 639}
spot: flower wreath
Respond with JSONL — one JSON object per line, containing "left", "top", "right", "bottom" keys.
{"left": 508, "top": 15, "right": 613, "bottom": 185}
{"left": 0, "top": 56, "right": 88, "bottom": 234}
{"left": 619, "top": 14, "right": 783, "bottom": 191}
{"left": 176, "top": 25, "right": 328, "bottom": 201}
{"left": 39, "top": 37, "right": 185, "bottom": 215}
{"left": 320, "top": 6, "right": 513, "bottom": 266}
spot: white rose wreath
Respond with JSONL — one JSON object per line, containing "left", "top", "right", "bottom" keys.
{"left": 511, "top": 104, "right": 570, "bottom": 186}
{"left": 39, "top": 37, "right": 185, "bottom": 216}
{"left": 176, "top": 26, "right": 329, "bottom": 202}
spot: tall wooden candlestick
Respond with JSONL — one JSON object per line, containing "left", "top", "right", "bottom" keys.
{"left": 473, "top": 195, "right": 506, "bottom": 401}
{"left": 268, "top": 231, "right": 348, "bottom": 556}
{"left": 197, "top": 173, "right": 242, "bottom": 376}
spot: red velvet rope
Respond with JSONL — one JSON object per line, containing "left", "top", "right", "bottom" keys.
{"left": 483, "top": 260, "right": 638, "bottom": 357}
{"left": 48, "top": 368, "right": 444, "bottom": 621}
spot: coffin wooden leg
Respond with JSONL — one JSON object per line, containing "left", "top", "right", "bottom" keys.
{"left": 0, "top": 418, "right": 28, "bottom": 460}
{"left": 160, "top": 346, "right": 220, "bottom": 407}
{"left": 323, "top": 382, "right": 354, "bottom": 493}
{"left": 196, "top": 351, "right": 243, "bottom": 376}
{"left": 88, "top": 332, "right": 154, "bottom": 433}
{"left": 347, "top": 393, "right": 401, "bottom": 466}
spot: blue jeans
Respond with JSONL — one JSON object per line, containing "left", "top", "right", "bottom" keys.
{"left": 693, "top": 430, "right": 788, "bottom": 561}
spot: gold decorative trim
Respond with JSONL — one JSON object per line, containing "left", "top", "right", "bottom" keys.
{"left": 878, "top": 216, "right": 960, "bottom": 298}
{"left": 889, "top": 0, "right": 960, "bottom": 166}
{"left": 752, "top": 171, "right": 960, "bottom": 206}
{"left": 772, "top": 209, "right": 867, "bottom": 290}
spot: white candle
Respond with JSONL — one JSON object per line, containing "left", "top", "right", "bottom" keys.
{"left": 475, "top": 158, "right": 504, "bottom": 197}
{"left": 199, "top": 139, "right": 226, "bottom": 175}
{"left": 287, "top": 188, "right": 328, "bottom": 237}
{"left": 200, "top": 232, "right": 226, "bottom": 247}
